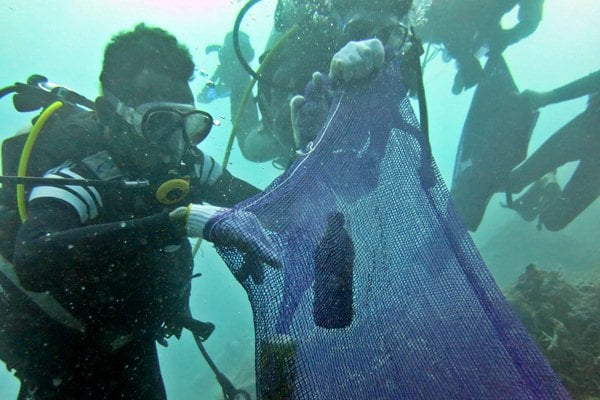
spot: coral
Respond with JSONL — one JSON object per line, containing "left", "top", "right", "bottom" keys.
{"left": 507, "top": 264, "right": 600, "bottom": 400}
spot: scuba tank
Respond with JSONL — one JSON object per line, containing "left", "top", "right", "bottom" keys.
{"left": 0, "top": 75, "right": 96, "bottom": 260}
{"left": 0, "top": 75, "right": 97, "bottom": 383}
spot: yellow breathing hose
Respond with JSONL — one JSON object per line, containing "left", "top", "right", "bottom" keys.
{"left": 17, "top": 101, "right": 64, "bottom": 221}
{"left": 192, "top": 24, "right": 300, "bottom": 258}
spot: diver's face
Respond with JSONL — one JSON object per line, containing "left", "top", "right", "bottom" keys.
{"left": 341, "top": 8, "right": 405, "bottom": 46}
{"left": 127, "top": 69, "right": 194, "bottom": 170}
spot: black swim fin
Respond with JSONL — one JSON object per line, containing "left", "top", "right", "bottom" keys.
{"left": 451, "top": 54, "right": 540, "bottom": 231}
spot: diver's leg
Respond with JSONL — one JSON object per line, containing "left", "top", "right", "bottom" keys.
{"left": 509, "top": 110, "right": 591, "bottom": 193}
{"left": 115, "top": 340, "right": 167, "bottom": 400}
{"left": 241, "top": 126, "right": 287, "bottom": 162}
{"left": 16, "top": 384, "right": 33, "bottom": 400}
{"left": 540, "top": 158, "right": 600, "bottom": 231}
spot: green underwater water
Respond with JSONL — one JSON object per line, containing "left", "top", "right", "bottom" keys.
{"left": 0, "top": 0, "right": 599, "bottom": 398}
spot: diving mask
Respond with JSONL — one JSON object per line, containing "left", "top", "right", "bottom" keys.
{"left": 103, "top": 90, "right": 214, "bottom": 145}
{"left": 343, "top": 18, "right": 409, "bottom": 47}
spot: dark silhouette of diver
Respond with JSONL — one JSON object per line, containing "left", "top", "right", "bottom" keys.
{"left": 197, "top": 31, "right": 256, "bottom": 105}
{"left": 507, "top": 69, "right": 600, "bottom": 230}
{"left": 232, "top": 0, "right": 414, "bottom": 165}
{"left": 417, "top": 0, "right": 544, "bottom": 94}
{"left": 197, "top": 31, "right": 259, "bottom": 139}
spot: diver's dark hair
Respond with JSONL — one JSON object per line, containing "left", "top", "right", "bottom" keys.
{"left": 100, "top": 23, "right": 194, "bottom": 102}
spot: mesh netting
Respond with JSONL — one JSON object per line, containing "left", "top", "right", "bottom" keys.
{"left": 214, "top": 59, "right": 569, "bottom": 399}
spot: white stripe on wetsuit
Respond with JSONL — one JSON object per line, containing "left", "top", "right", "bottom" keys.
{"left": 29, "top": 186, "right": 90, "bottom": 223}
{"left": 59, "top": 168, "right": 103, "bottom": 208}
{"left": 29, "top": 167, "right": 102, "bottom": 223}
{"left": 194, "top": 153, "right": 223, "bottom": 186}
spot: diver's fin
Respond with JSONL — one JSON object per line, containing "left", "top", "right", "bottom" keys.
{"left": 451, "top": 55, "right": 539, "bottom": 231}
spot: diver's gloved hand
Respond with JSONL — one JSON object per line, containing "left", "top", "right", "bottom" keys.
{"left": 171, "top": 204, "right": 281, "bottom": 284}
{"left": 197, "top": 81, "right": 231, "bottom": 104}
{"left": 329, "top": 38, "right": 385, "bottom": 83}
{"left": 290, "top": 39, "right": 385, "bottom": 149}
{"left": 290, "top": 72, "right": 332, "bottom": 149}
{"left": 204, "top": 207, "right": 282, "bottom": 284}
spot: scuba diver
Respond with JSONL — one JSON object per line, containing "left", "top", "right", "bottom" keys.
{"left": 416, "top": 0, "right": 544, "bottom": 94}
{"left": 0, "top": 24, "right": 280, "bottom": 399}
{"left": 229, "top": 0, "right": 416, "bottom": 167}
{"left": 507, "top": 69, "right": 600, "bottom": 231}
{"left": 197, "top": 30, "right": 256, "bottom": 107}
{"left": 197, "top": 30, "right": 260, "bottom": 150}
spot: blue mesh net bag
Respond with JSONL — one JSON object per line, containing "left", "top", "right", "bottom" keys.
{"left": 212, "top": 57, "right": 569, "bottom": 399}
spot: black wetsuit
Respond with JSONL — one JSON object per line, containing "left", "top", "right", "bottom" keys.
{"left": 418, "top": 0, "right": 544, "bottom": 93}
{"left": 11, "top": 113, "right": 260, "bottom": 399}
{"left": 509, "top": 70, "right": 600, "bottom": 230}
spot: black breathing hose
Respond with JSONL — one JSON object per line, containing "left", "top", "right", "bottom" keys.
{"left": 233, "top": 0, "right": 264, "bottom": 82}
{"left": 233, "top": 0, "right": 297, "bottom": 90}
{"left": 0, "top": 85, "right": 18, "bottom": 101}
{"left": 193, "top": 335, "right": 251, "bottom": 400}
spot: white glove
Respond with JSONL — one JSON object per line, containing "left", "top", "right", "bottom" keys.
{"left": 170, "top": 204, "right": 282, "bottom": 284}
{"left": 170, "top": 204, "right": 228, "bottom": 238}
{"left": 329, "top": 38, "right": 385, "bottom": 83}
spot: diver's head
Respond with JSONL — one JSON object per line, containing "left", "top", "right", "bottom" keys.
{"left": 100, "top": 23, "right": 195, "bottom": 105}
{"left": 97, "top": 24, "right": 212, "bottom": 171}
{"left": 332, "top": 0, "right": 413, "bottom": 45}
